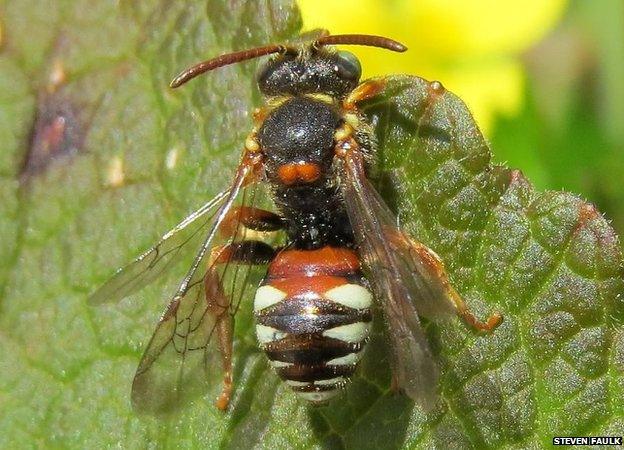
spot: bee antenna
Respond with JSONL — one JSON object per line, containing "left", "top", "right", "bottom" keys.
{"left": 314, "top": 34, "right": 407, "bottom": 53}
{"left": 170, "top": 44, "right": 286, "bottom": 88}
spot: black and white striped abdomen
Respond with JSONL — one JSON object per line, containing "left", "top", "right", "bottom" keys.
{"left": 253, "top": 246, "right": 372, "bottom": 403}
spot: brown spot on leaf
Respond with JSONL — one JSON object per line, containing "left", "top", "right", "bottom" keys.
{"left": 20, "top": 91, "right": 84, "bottom": 183}
{"left": 20, "top": 36, "right": 91, "bottom": 183}
{"left": 578, "top": 202, "right": 599, "bottom": 225}
{"left": 509, "top": 169, "right": 526, "bottom": 184}
{"left": 428, "top": 80, "right": 445, "bottom": 95}
{"left": 574, "top": 201, "right": 617, "bottom": 247}
{"left": 424, "top": 80, "right": 447, "bottom": 111}
{"left": 572, "top": 201, "right": 600, "bottom": 235}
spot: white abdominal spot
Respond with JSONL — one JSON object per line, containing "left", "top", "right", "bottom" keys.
{"left": 256, "top": 324, "right": 287, "bottom": 344}
{"left": 324, "top": 284, "right": 372, "bottom": 309}
{"left": 326, "top": 352, "right": 362, "bottom": 366}
{"left": 254, "top": 285, "right": 287, "bottom": 311}
{"left": 322, "top": 322, "right": 370, "bottom": 343}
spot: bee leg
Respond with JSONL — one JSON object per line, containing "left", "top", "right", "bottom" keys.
{"left": 204, "top": 262, "right": 233, "bottom": 411}
{"left": 334, "top": 137, "right": 501, "bottom": 332}
{"left": 205, "top": 240, "right": 277, "bottom": 411}
{"left": 343, "top": 79, "right": 387, "bottom": 109}
{"left": 406, "top": 238, "right": 502, "bottom": 332}
{"left": 220, "top": 206, "right": 285, "bottom": 237}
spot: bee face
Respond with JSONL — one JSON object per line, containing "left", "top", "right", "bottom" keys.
{"left": 257, "top": 48, "right": 362, "bottom": 98}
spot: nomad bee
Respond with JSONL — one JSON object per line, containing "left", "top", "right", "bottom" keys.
{"left": 90, "top": 32, "right": 501, "bottom": 411}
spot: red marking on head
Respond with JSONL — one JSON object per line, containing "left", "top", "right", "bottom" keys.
{"left": 269, "top": 246, "right": 360, "bottom": 278}
{"left": 277, "top": 162, "right": 321, "bottom": 185}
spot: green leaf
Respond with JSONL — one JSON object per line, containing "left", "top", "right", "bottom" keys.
{"left": 0, "top": 2, "right": 622, "bottom": 449}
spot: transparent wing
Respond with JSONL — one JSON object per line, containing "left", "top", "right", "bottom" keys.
{"left": 129, "top": 159, "right": 277, "bottom": 413}
{"left": 88, "top": 189, "right": 231, "bottom": 305}
{"left": 90, "top": 155, "right": 275, "bottom": 412}
{"left": 340, "top": 149, "right": 456, "bottom": 410}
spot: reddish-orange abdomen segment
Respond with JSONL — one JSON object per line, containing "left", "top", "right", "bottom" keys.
{"left": 268, "top": 246, "right": 360, "bottom": 277}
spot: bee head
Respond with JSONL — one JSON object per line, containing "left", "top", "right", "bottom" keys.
{"left": 256, "top": 47, "right": 363, "bottom": 98}
{"left": 170, "top": 34, "right": 406, "bottom": 97}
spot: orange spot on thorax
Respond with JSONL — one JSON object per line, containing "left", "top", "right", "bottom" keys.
{"left": 277, "top": 161, "right": 321, "bottom": 185}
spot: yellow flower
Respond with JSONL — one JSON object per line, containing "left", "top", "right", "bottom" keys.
{"left": 298, "top": 0, "right": 568, "bottom": 132}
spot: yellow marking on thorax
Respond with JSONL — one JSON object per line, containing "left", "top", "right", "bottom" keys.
{"left": 304, "top": 93, "right": 337, "bottom": 105}
{"left": 245, "top": 134, "right": 260, "bottom": 152}
{"left": 267, "top": 95, "right": 291, "bottom": 108}
{"left": 253, "top": 96, "right": 292, "bottom": 126}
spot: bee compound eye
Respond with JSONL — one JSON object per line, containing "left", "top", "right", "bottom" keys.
{"left": 334, "top": 51, "right": 362, "bottom": 81}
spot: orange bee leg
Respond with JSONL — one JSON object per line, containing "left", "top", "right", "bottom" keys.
{"left": 343, "top": 79, "right": 387, "bottom": 109}
{"left": 204, "top": 240, "right": 278, "bottom": 411}
{"left": 400, "top": 234, "right": 502, "bottom": 332}
{"left": 333, "top": 136, "right": 501, "bottom": 332}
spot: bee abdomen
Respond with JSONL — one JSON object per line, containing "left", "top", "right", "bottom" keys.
{"left": 254, "top": 246, "right": 372, "bottom": 404}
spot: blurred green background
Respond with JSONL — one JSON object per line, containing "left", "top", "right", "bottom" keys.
{"left": 492, "top": 0, "right": 624, "bottom": 234}
{"left": 299, "top": 0, "right": 624, "bottom": 234}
